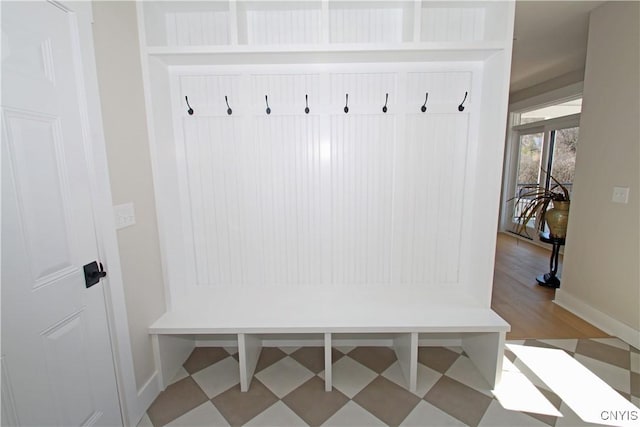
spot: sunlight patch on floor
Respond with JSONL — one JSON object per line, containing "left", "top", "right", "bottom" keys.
{"left": 507, "top": 344, "right": 639, "bottom": 426}
{"left": 493, "top": 358, "right": 563, "bottom": 417}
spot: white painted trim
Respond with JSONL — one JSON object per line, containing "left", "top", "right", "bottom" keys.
{"left": 135, "top": 371, "right": 162, "bottom": 425}
{"left": 70, "top": 3, "right": 139, "bottom": 425}
{"left": 512, "top": 113, "right": 581, "bottom": 132}
{"left": 554, "top": 290, "right": 640, "bottom": 349}
{"left": 509, "top": 82, "right": 583, "bottom": 113}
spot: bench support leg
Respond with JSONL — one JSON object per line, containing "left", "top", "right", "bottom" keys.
{"left": 324, "top": 333, "right": 332, "bottom": 391}
{"left": 461, "top": 331, "right": 505, "bottom": 389}
{"left": 238, "top": 333, "right": 262, "bottom": 392}
{"left": 152, "top": 334, "right": 195, "bottom": 390}
{"left": 393, "top": 332, "right": 418, "bottom": 392}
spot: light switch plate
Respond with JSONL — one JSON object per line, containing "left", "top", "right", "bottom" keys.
{"left": 114, "top": 202, "right": 136, "bottom": 229}
{"left": 612, "top": 187, "right": 630, "bottom": 204}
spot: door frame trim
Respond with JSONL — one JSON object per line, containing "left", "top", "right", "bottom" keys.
{"left": 63, "top": 2, "right": 140, "bottom": 424}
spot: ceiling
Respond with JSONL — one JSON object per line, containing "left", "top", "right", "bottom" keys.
{"left": 510, "top": 0, "right": 606, "bottom": 93}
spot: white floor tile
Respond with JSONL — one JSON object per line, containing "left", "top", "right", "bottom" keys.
{"left": 492, "top": 371, "right": 562, "bottom": 417}
{"left": 169, "top": 366, "right": 189, "bottom": 385}
{"left": 223, "top": 346, "right": 238, "bottom": 355}
{"left": 555, "top": 402, "right": 603, "bottom": 427}
{"left": 574, "top": 354, "right": 631, "bottom": 394}
{"left": 322, "top": 401, "right": 386, "bottom": 426}
{"left": 191, "top": 357, "right": 240, "bottom": 398}
{"left": 502, "top": 356, "right": 521, "bottom": 373}
{"left": 539, "top": 339, "right": 578, "bottom": 353}
{"left": 335, "top": 346, "right": 356, "bottom": 355}
{"left": 136, "top": 413, "right": 153, "bottom": 427}
{"left": 321, "top": 356, "right": 377, "bottom": 398}
{"left": 445, "top": 356, "right": 493, "bottom": 396}
{"left": 382, "top": 361, "right": 441, "bottom": 397}
{"left": 280, "top": 346, "right": 301, "bottom": 355}
{"left": 166, "top": 402, "right": 229, "bottom": 427}
{"left": 400, "top": 400, "right": 466, "bottom": 426}
{"left": 512, "top": 358, "right": 551, "bottom": 391}
{"left": 255, "top": 357, "right": 314, "bottom": 398}
{"left": 478, "top": 400, "right": 548, "bottom": 427}
{"left": 245, "top": 401, "right": 307, "bottom": 426}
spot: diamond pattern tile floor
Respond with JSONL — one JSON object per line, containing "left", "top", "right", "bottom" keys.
{"left": 144, "top": 339, "right": 640, "bottom": 426}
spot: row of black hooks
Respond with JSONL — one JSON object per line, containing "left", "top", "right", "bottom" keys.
{"left": 185, "top": 91, "right": 468, "bottom": 115}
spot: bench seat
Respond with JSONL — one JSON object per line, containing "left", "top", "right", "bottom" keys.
{"left": 149, "top": 287, "right": 510, "bottom": 392}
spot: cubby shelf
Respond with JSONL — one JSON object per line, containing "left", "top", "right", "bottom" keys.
{"left": 139, "top": 0, "right": 512, "bottom": 53}
{"left": 145, "top": 41, "right": 506, "bottom": 65}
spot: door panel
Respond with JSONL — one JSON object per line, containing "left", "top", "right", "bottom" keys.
{"left": 1, "top": 2, "right": 121, "bottom": 425}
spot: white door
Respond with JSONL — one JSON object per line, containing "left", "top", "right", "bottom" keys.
{"left": 1, "top": 1, "right": 122, "bottom": 425}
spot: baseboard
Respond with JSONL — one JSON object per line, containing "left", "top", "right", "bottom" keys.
{"left": 554, "top": 290, "right": 640, "bottom": 349}
{"left": 131, "top": 371, "right": 161, "bottom": 426}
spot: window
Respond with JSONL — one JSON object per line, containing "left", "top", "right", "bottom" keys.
{"left": 502, "top": 97, "right": 581, "bottom": 238}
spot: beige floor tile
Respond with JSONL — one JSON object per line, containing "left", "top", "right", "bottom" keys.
{"left": 282, "top": 376, "right": 349, "bottom": 426}
{"left": 478, "top": 401, "right": 548, "bottom": 427}
{"left": 211, "top": 380, "right": 279, "bottom": 426}
{"left": 254, "top": 347, "right": 288, "bottom": 373}
{"left": 147, "top": 377, "right": 209, "bottom": 426}
{"left": 424, "top": 376, "right": 493, "bottom": 427}
{"left": 418, "top": 347, "right": 461, "bottom": 373}
{"left": 353, "top": 376, "right": 421, "bottom": 426}
{"left": 183, "top": 347, "right": 231, "bottom": 375}
{"left": 576, "top": 339, "right": 631, "bottom": 370}
{"left": 347, "top": 347, "right": 397, "bottom": 374}
{"left": 290, "top": 347, "right": 343, "bottom": 374}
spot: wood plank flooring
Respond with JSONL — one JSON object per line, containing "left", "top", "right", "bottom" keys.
{"left": 491, "top": 232, "right": 609, "bottom": 340}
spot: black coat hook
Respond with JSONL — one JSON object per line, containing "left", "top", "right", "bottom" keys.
{"left": 225, "top": 95, "right": 232, "bottom": 115}
{"left": 305, "top": 94, "right": 310, "bottom": 114}
{"left": 421, "top": 92, "right": 429, "bottom": 112}
{"left": 265, "top": 95, "right": 271, "bottom": 115}
{"left": 344, "top": 93, "right": 349, "bottom": 114}
{"left": 458, "top": 91, "right": 468, "bottom": 112}
{"left": 382, "top": 93, "right": 388, "bottom": 113}
{"left": 185, "top": 96, "right": 194, "bottom": 115}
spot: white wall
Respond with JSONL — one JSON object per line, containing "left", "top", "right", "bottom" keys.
{"left": 556, "top": 1, "right": 640, "bottom": 347}
{"left": 92, "top": 1, "right": 167, "bottom": 390}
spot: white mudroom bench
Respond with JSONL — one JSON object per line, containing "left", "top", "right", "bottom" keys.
{"left": 149, "top": 287, "right": 510, "bottom": 393}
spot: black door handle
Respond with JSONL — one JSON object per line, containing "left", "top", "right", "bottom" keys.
{"left": 84, "top": 261, "right": 107, "bottom": 288}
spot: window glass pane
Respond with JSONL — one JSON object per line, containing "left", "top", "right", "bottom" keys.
{"left": 521, "top": 98, "right": 582, "bottom": 123}
{"left": 514, "top": 132, "right": 544, "bottom": 225}
{"left": 550, "top": 126, "right": 579, "bottom": 194}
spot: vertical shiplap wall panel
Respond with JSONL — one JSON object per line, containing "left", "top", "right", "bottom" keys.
{"left": 165, "top": 11, "right": 230, "bottom": 46}
{"left": 420, "top": 7, "right": 485, "bottom": 42}
{"left": 246, "top": 9, "right": 322, "bottom": 44}
{"left": 176, "top": 68, "right": 474, "bottom": 290}
{"left": 329, "top": 115, "right": 395, "bottom": 286}
{"left": 392, "top": 113, "right": 469, "bottom": 285}
{"left": 329, "top": 7, "right": 404, "bottom": 43}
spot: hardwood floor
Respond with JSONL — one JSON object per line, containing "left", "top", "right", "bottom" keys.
{"left": 491, "top": 232, "right": 609, "bottom": 340}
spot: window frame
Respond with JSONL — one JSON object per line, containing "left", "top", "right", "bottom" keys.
{"left": 499, "top": 91, "right": 582, "bottom": 237}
